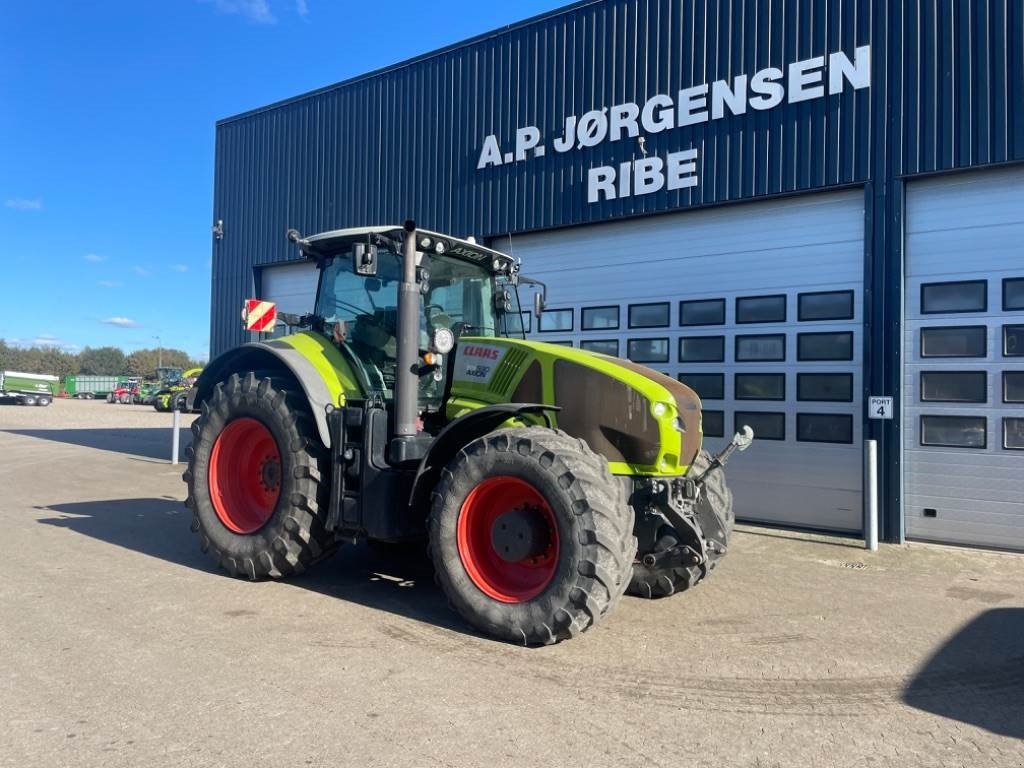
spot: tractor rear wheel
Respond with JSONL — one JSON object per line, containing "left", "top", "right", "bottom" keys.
{"left": 627, "top": 449, "right": 733, "bottom": 598}
{"left": 183, "top": 372, "right": 338, "bottom": 580}
{"left": 429, "top": 427, "right": 635, "bottom": 645}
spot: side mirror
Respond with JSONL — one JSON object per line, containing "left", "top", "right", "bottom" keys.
{"left": 352, "top": 243, "right": 378, "bottom": 276}
{"left": 533, "top": 290, "right": 546, "bottom": 320}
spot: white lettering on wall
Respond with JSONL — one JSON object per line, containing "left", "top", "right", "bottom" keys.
{"left": 476, "top": 45, "right": 871, "bottom": 202}
{"left": 588, "top": 149, "right": 701, "bottom": 203}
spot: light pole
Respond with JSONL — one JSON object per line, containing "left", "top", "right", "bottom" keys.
{"left": 154, "top": 335, "right": 162, "bottom": 368}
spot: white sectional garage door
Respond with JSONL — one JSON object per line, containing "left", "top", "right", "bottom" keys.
{"left": 497, "top": 189, "right": 866, "bottom": 532}
{"left": 260, "top": 260, "right": 319, "bottom": 315}
{"left": 258, "top": 260, "right": 319, "bottom": 337}
{"left": 904, "top": 165, "right": 1024, "bottom": 550}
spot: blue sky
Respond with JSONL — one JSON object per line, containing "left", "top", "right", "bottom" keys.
{"left": 0, "top": 0, "right": 562, "bottom": 360}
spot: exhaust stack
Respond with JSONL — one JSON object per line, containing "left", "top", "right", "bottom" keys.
{"left": 394, "top": 220, "right": 420, "bottom": 437}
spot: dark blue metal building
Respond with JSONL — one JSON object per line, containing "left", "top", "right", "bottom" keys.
{"left": 210, "top": 0, "right": 1024, "bottom": 548}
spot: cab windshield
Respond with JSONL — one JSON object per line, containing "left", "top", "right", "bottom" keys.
{"left": 314, "top": 246, "right": 523, "bottom": 401}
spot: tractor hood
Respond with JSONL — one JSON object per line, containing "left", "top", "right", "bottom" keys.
{"left": 446, "top": 338, "right": 703, "bottom": 476}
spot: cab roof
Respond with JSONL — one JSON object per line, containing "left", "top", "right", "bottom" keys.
{"left": 297, "top": 226, "right": 515, "bottom": 271}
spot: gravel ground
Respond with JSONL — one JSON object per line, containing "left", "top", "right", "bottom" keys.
{"left": 0, "top": 398, "right": 1022, "bottom": 767}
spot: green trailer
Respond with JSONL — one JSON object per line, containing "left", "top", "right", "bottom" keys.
{"left": 61, "top": 374, "right": 127, "bottom": 399}
{"left": 0, "top": 371, "right": 58, "bottom": 406}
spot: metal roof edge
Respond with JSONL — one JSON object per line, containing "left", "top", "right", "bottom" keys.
{"left": 215, "top": 0, "right": 603, "bottom": 127}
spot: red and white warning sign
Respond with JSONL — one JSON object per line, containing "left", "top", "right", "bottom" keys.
{"left": 242, "top": 299, "right": 277, "bottom": 332}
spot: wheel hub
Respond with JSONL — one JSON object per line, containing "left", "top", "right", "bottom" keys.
{"left": 490, "top": 505, "right": 551, "bottom": 562}
{"left": 259, "top": 457, "right": 281, "bottom": 491}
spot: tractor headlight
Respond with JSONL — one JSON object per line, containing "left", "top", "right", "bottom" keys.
{"left": 432, "top": 327, "right": 455, "bottom": 354}
{"left": 651, "top": 401, "right": 670, "bottom": 418}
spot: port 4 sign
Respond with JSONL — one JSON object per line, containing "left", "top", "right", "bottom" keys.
{"left": 242, "top": 299, "right": 277, "bottom": 332}
{"left": 868, "top": 396, "right": 893, "bottom": 420}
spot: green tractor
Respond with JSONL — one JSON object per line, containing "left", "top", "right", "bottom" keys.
{"left": 184, "top": 223, "right": 752, "bottom": 644}
{"left": 153, "top": 367, "right": 203, "bottom": 412}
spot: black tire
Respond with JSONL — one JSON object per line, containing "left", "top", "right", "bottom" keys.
{"left": 428, "top": 427, "right": 636, "bottom": 645}
{"left": 627, "top": 449, "right": 734, "bottom": 599}
{"left": 183, "top": 372, "right": 338, "bottom": 580}
{"left": 36, "top": 396, "right": 51, "bottom": 407}
{"left": 171, "top": 392, "right": 187, "bottom": 411}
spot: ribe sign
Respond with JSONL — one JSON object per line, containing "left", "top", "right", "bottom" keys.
{"left": 476, "top": 45, "right": 871, "bottom": 204}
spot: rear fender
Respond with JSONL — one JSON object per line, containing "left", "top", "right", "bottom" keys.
{"left": 189, "top": 342, "right": 339, "bottom": 448}
{"left": 409, "top": 403, "right": 558, "bottom": 509}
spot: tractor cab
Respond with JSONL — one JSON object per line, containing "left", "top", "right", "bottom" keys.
{"left": 295, "top": 226, "right": 534, "bottom": 416}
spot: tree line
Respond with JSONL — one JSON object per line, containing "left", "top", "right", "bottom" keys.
{"left": 0, "top": 340, "right": 205, "bottom": 379}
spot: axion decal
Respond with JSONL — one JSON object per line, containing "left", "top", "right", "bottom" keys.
{"left": 242, "top": 299, "right": 277, "bottom": 332}
{"left": 453, "top": 343, "right": 508, "bottom": 385}
{"left": 475, "top": 45, "right": 871, "bottom": 204}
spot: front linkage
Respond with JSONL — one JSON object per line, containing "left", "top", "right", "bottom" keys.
{"left": 627, "top": 427, "right": 754, "bottom": 598}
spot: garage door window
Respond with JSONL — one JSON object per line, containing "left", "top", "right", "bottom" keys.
{"left": 504, "top": 311, "right": 531, "bottom": 334}
{"left": 798, "top": 290, "right": 855, "bottom": 321}
{"left": 539, "top": 309, "right": 573, "bottom": 332}
{"left": 920, "top": 326, "right": 987, "bottom": 358}
{"left": 1004, "top": 372, "right": 1024, "bottom": 403}
{"left": 679, "top": 336, "right": 725, "bottom": 362}
{"left": 628, "top": 302, "right": 670, "bottom": 329}
{"left": 920, "top": 415, "right": 987, "bottom": 448}
{"left": 702, "top": 410, "right": 724, "bottom": 437}
{"left": 736, "top": 334, "right": 786, "bottom": 361}
{"left": 1004, "top": 325, "right": 1024, "bottom": 356}
{"left": 735, "top": 373, "right": 785, "bottom": 400}
{"left": 797, "top": 332, "right": 852, "bottom": 361}
{"left": 921, "top": 280, "right": 987, "bottom": 314}
{"left": 798, "top": 373, "right": 853, "bottom": 402}
{"left": 736, "top": 295, "right": 786, "bottom": 324}
{"left": 920, "top": 371, "right": 988, "bottom": 403}
{"left": 627, "top": 338, "right": 669, "bottom": 363}
{"left": 1003, "top": 279, "right": 1024, "bottom": 311}
{"left": 735, "top": 411, "right": 785, "bottom": 440}
{"left": 580, "top": 339, "right": 619, "bottom": 356}
{"left": 678, "top": 373, "right": 724, "bottom": 400}
{"left": 680, "top": 298, "right": 725, "bottom": 326}
{"left": 1004, "top": 418, "right": 1024, "bottom": 450}
{"left": 582, "top": 306, "right": 619, "bottom": 330}
{"left": 797, "top": 413, "right": 854, "bottom": 444}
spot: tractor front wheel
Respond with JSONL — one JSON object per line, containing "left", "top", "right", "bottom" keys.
{"left": 429, "top": 427, "right": 635, "bottom": 645}
{"left": 183, "top": 372, "right": 338, "bottom": 580}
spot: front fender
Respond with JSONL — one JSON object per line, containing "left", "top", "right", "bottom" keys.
{"left": 409, "top": 403, "right": 558, "bottom": 509}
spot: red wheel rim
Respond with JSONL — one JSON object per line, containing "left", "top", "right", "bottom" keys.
{"left": 456, "top": 476, "right": 559, "bottom": 603}
{"left": 209, "top": 417, "right": 281, "bottom": 534}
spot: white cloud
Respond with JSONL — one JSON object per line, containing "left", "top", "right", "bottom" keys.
{"left": 11, "top": 335, "right": 79, "bottom": 352}
{"left": 84, "top": 253, "right": 106, "bottom": 263}
{"left": 205, "top": 0, "right": 276, "bottom": 24}
{"left": 5, "top": 198, "right": 42, "bottom": 211}
{"left": 171, "top": 263, "right": 188, "bottom": 273}
{"left": 97, "top": 280, "right": 122, "bottom": 288}
{"left": 132, "top": 266, "right": 151, "bottom": 276}
{"left": 295, "top": 0, "right": 308, "bottom": 17}
{"left": 102, "top": 317, "right": 141, "bottom": 328}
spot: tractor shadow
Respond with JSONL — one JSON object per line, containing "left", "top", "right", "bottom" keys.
{"left": 35, "top": 496, "right": 476, "bottom": 638}
{"left": 2, "top": 428, "right": 192, "bottom": 462}
{"left": 902, "top": 607, "right": 1024, "bottom": 738}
